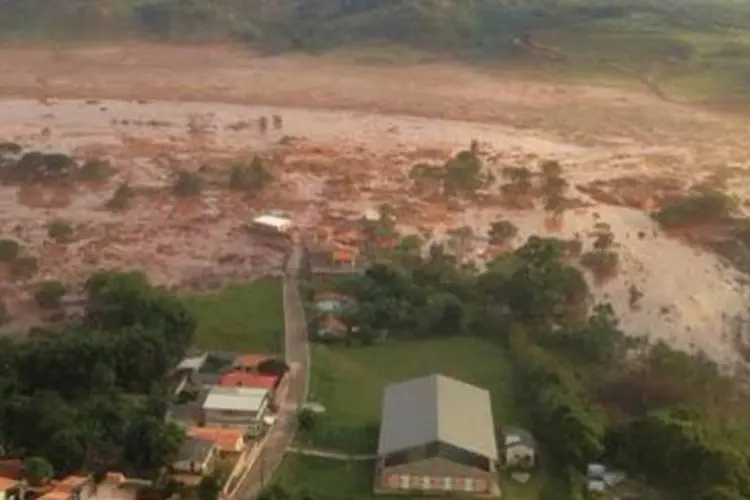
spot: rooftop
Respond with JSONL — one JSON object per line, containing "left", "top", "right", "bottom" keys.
{"left": 176, "top": 437, "right": 216, "bottom": 464}
{"left": 0, "top": 476, "right": 18, "bottom": 490}
{"left": 252, "top": 214, "right": 292, "bottom": 231}
{"left": 189, "top": 427, "right": 245, "bottom": 452}
{"left": 504, "top": 427, "right": 536, "bottom": 448}
{"left": 176, "top": 353, "right": 208, "bottom": 372}
{"left": 378, "top": 374, "right": 498, "bottom": 461}
{"left": 202, "top": 385, "right": 269, "bottom": 412}
{"left": 233, "top": 353, "right": 269, "bottom": 369}
{"left": 218, "top": 371, "right": 277, "bottom": 389}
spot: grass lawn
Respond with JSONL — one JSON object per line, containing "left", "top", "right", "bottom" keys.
{"left": 184, "top": 277, "right": 284, "bottom": 353}
{"left": 301, "top": 336, "right": 521, "bottom": 455}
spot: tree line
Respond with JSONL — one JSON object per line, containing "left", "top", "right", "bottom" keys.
{"left": 0, "top": 270, "right": 196, "bottom": 479}
{"left": 318, "top": 235, "right": 750, "bottom": 499}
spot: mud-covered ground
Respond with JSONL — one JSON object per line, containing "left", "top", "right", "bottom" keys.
{"left": 1, "top": 43, "right": 750, "bottom": 366}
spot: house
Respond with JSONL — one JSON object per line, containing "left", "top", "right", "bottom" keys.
{"left": 189, "top": 427, "right": 246, "bottom": 456}
{"left": 202, "top": 386, "right": 271, "bottom": 428}
{"left": 374, "top": 374, "right": 500, "bottom": 497}
{"left": 250, "top": 213, "right": 293, "bottom": 236}
{"left": 217, "top": 371, "right": 277, "bottom": 390}
{"left": 0, "top": 477, "right": 20, "bottom": 500}
{"left": 312, "top": 292, "right": 351, "bottom": 314}
{"left": 171, "top": 437, "right": 217, "bottom": 485}
{"left": 231, "top": 354, "right": 269, "bottom": 371}
{"left": 502, "top": 427, "right": 536, "bottom": 469}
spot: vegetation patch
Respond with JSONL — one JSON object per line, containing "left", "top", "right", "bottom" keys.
{"left": 653, "top": 188, "right": 735, "bottom": 228}
{"left": 301, "top": 337, "right": 519, "bottom": 454}
{"left": 184, "top": 278, "right": 284, "bottom": 353}
{"left": 34, "top": 280, "right": 66, "bottom": 310}
{"left": 229, "top": 156, "right": 274, "bottom": 193}
{"left": 0, "top": 238, "right": 20, "bottom": 262}
{"left": 46, "top": 219, "right": 74, "bottom": 243}
{"left": 269, "top": 456, "right": 375, "bottom": 500}
{"left": 106, "top": 182, "right": 136, "bottom": 211}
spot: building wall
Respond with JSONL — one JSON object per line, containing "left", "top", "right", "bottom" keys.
{"left": 375, "top": 456, "right": 498, "bottom": 496}
{"left": 203, "top": 405, "right": 265, "bottom": 428}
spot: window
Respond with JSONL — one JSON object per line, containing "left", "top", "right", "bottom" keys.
{"left": 399, "top": 475, "right": 410, "bottom": 489}
{"left": 443, "top": 477, "right": 453, "bottom": 491}
{"left": 464, "top": 478, "right": 475, "bottom": 492}
{"left": 421, "top": 476, "right": 430, "bottom": 490}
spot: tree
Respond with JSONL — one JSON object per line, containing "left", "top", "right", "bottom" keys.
{"left": 197, "top": 473, "right": 223, "bottom": 500}
{"left": 23, "top": 456, "right": 53, "bottom": 487}
{"left": 106, "top": 182, "right": 135, "bottom": 211}
{"left": 229, "top": 156, "right": 273, "bottom": 192}
{"left": 0, "top": 299, "right": 8, "bottom": 325}
{"left": 298, "top": 408, "right": 316, "bottom": 432}
{"left": 47, "top": 220, "right": 74, "bottom": 243}
{"left": 123, "top": 411, "right": 185, "bottom": 477}
{"left": 0, "top": 239, "right": 20, "bottom": 262}
{"left": 34, "top": 280, "right": 67, "bottom": 310}
{"left": 171, "top": 169, "right": 202, "bottom": 197}
{"left": 501, "top": 166, "right": 533, "bottom": 196}
{"left": 488, "top": 219, "right": 518, "bottom": 246}
{"left": 443, "top": 147, "right": 484, "bottom": 196}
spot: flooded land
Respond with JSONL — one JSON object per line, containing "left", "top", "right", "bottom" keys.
{"left": 1, "top": 44, "right": 750, "bottom": 366}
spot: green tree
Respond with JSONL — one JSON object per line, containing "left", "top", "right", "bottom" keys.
{"left": 229, "top": 156, "right": 273, "bottom": 192}
{"left": 0, "top": 239, "right": 20, "bottom": 262}
{"left": 23, "top": 456, "right": 54, "bottom": 487}
{"left": 47, "top": 220, "right": 74, "bottom": 243}
{"left": 197, "top": 473, "right": 223, "bottom": 500}
{"left": 35, "top": 280, "right": 67, "bottom": 309}
{"left": 443, "top": 147, "right": 484, "bottom": 196}
{"left": 171, "top": 169, "right": 202, "bottom": 197}
{"left": 488, "top": 219, "right": 518, "bottom": 245}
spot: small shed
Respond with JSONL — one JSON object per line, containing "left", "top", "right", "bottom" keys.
{"left": 251, "top": 213, "right": 293, "bottom": 234}
{"left": 502, "top": 427, "right": 536, "bottom": 469}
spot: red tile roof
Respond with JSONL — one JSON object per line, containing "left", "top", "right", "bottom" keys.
{"left": 0, "top": 476, "right": 18, "bottom": 491}
{"left": 0, "top": 459, "right": 23, "bottom": 480}
{"left": 218, "top": 371, "right": 277, "bottom": 389}
{"left": 233, "top": 354, "right": 269, "bottom": 369}
{"left": 189, "top": 427, "right": 245, "bottom": 453}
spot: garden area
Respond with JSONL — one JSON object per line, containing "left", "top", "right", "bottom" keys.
{"left": 184, "top": 277, "right": 284, "bottom": 353}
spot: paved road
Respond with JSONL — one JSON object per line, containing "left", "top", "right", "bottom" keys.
{"left": 235, "top": 239, "right": 310, "bottom": 499}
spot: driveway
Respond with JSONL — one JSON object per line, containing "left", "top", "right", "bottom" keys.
{"left": 235, "top": 238, "right": 310, "bottom": 498}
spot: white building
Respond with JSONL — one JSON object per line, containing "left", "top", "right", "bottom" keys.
{"left": 201, "top": 386, "right": 270, "bottom": 429}
{"left": 251, "top": 213, "right": 293, "bottom": 235}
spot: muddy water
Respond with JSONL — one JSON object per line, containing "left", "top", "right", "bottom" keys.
{"left": 0, "top": 99, "right": 588, "bottom": 156}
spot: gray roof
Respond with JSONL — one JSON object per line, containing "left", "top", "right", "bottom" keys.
{"left": 377, "top": 374, "right": 498, "bottom": 461}
{"left": 176, "top": 437, "right": 214, "bottom": 463}
{"left": 503, "top": 426, "right": 536, "bottom": 449}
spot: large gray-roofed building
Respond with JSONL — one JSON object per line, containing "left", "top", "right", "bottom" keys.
{"left": 378, "top": 374, "right": 498, "bottom": 460}
{"left": 375, "top": 374, "right": 500, "bottom": 497}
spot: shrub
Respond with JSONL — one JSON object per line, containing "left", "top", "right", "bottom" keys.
{"left": 11, "top": 256, "right": 38, "bottom": 280}
{"left": 0, "top": 299, "right": 8, "bottom": 325}
{"left": 35, "top": 280, "right": 66, "bottom": 309}
{"left": 77, "top": 158, "right": 112, "bottom": 182}
{"left": 229, "top": 156, "right": 273, "bottom": 192}
{"left": 106, "top": 182, "right": 136, "bottom": 211}
{"left": 0, "top": 142, "right": 22, "bottom": 155}
{"left": 172, "top": 169, "right": 203, "bottom": 197}
{"left": 581, "top": 250, "right": 620, "bottom": 282}
{"left": 653, "top": 188, "right": 735, "bottom": 228}
{"left": 0, "top": 239, "right": 20, "bottom": 262}
{"left": 488, "top": 220, "right": 518, "bottom": 245}
{"left": 23, "top": 457, "right": 53, "bottom": 487}
{"left": 47, "top": 220, "right": 74, "bottom": 243}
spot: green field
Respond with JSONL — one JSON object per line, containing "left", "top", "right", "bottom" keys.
{"left": 300, "top": 337, "right": 521, "bottom": 455}
{"left": 184, "top": 278, "right": 284, "bottom": 353}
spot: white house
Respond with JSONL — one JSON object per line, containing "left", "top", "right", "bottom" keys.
{"left": 201, "top": 386, "right": 270, "bottom": 429}
{"left": 251, "top": 213, "right": 293, "bottom": 235}
{"left": 503, "top": 427, "right": 536, "bottom": 469}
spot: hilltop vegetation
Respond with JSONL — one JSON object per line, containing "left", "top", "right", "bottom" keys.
{"left": 2, "top": 0, "right": 750, "bottom": 102}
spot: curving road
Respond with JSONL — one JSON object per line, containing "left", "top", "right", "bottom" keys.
{"left": 235, "top": 238, "right": 310, "bottom": 499}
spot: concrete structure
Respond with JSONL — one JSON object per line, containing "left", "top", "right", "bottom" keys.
{"left": 37, "top": 473, "right": 140, "bottom": 500}
{"left": 251, "top": 213, "right": 293, "bottom": 235}
{"left": 171, "top": 438, "right": 217, "bottom": 485}
{"left": 375, "top": 374, "right": 499, "bottom": 497}
{"left": 202, "top": 386, "right": 270, "bottom": 428}
{"left": 503, "top": 427, "right": 536, "bottom": 469}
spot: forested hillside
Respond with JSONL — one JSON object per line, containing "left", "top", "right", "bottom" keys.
{"left": 2, "top": 0, "right": 749, "bottom": 102}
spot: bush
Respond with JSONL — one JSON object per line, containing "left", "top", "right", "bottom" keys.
{"left": 0, "top": 239, "right": 20, "bottom": 262}
{"left": 654, "top": 188, "right": 735, "bottom": 228}
{"left": 229, "top": 156, "right": 273, "bottom": 192}
{"left": 580, "top": 250, "right": 620, "bottom": 281}
{"left": 172, "top": 169, "right": 203, "bottom": 197}
{"left": 47, "top": 220, "right": 74, "bottom": 243}
{"left": 11, "top": 256, "right": 38, "bottom": 280}
{"left": 35, "top": 280, "right": 66, "bottom": 309}
{"left": 0, "top": 299, "right": 8, "bottom": 325}
{"left": 23, "top": 457, "right": 53, "bottom": 487}
{"left": 0, "top": 142, "right": 22, "bottom": 155}
{"left": 106, "top": 182, "right": 136, "bottom": 211}
{"left": 488, "top": 220, "right": 519, "bottom": 245}
{"left": 77, "top": 158, "right": 112, "bottom": 182}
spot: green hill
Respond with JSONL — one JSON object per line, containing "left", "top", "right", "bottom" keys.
{"left": 1, "top": 0, "right": 750, "bottom": 103}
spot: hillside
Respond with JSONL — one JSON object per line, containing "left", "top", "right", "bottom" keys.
{"left": 2, "top": 0, "right": 750, "bottom": 104}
